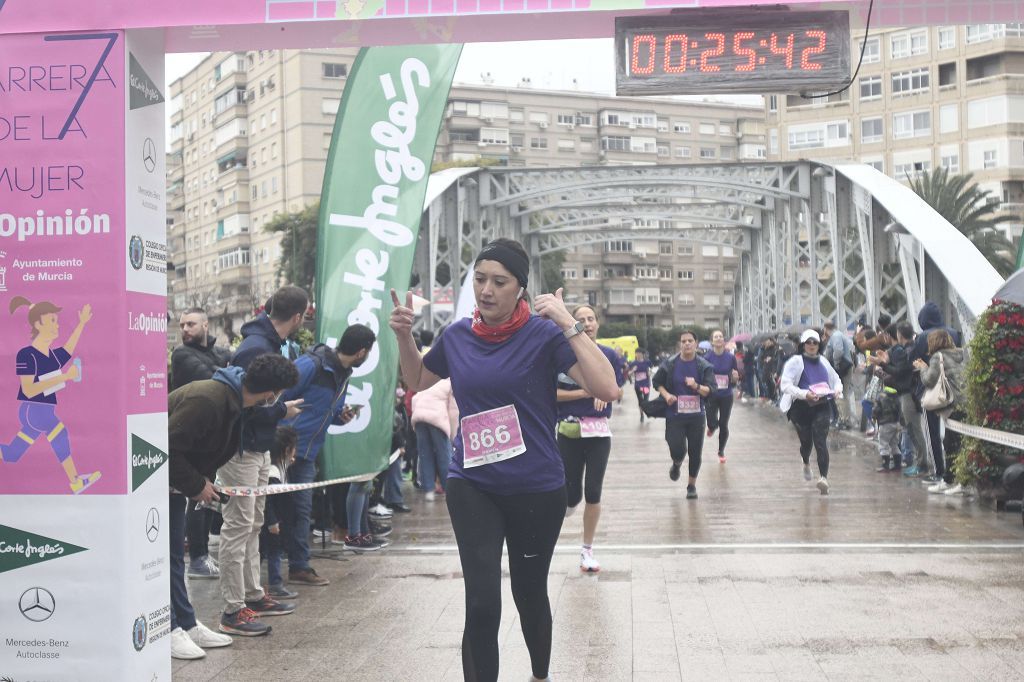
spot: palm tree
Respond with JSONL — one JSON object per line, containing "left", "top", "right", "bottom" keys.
{"left": 907, "top": 167, "right": 1016, "bottom": 276}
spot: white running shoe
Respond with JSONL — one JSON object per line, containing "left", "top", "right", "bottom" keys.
{"left": 816, "top": 477, "right": 829, "bottom": 495}
{"left": 171, "top": 627, "right": 206, "bottom": 660}
{"left": 802, "top": 465, "right": 812, "bottom": 481}
{"left": 188, "top": 621, "right": 233, "bottom": 649}
{"left": 368, "top": 503, "right": 393, "bottom": 518}
{"left": 943, "top": 483, "right": 964, "bottom": 496}
{"left": 579, "top": 547, "right": 600, "bottom": 573}
{"left": 564, "top": 505, "right": 577, "bottom": 518}
{"left": 928, "top": 481, "right": 950, "bottom": 494}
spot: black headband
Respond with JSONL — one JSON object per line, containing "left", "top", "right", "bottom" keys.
{"left": 475, "top": 243, "right": 529, "bottom": 288}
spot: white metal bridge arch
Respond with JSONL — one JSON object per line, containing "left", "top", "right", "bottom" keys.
{"left": 414, "top": 162, "right": 1003, "bottom": 339}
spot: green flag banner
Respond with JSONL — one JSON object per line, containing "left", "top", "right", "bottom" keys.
{"left": 316, "top": 45, "right": 463, "bottom": 479}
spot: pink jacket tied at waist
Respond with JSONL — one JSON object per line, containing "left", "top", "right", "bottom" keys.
{"left": 410, "top": 379, "right": 459, "bottom": 439}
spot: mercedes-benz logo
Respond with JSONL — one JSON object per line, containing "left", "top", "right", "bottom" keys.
{"left": 146, "top": 507, "right": 160, "bottom": 543}
{"left": 19, "top": 587, "right": 55, "bottom": 622}
{"left": 142, "top": 137, "right": 156, "bottom": 173}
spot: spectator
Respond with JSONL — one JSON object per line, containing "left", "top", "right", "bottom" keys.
{"left": 912, "top": 302, "right": 963, "bottom": 486}
{"left": 279, "top": 324, "right": 376, "bottom": 580}
{"left": 411, "top": 378, "right": 458, "bottom": 500}
{"left": 822, "top": 322, "right": 856, "bottom": 430}
{"left": 167, "top": 353, "right": 298, "bottom": 656}
{"left": 219, "top": 286, "right": 308, "bottom": 636}
{"left": 870, "top": 324, "right": 931, "bottom": 478}
{"left": 261, "top": 426, "right": 298, "bottom": 599}
{"left": 917, "top": 329, "right": 967, "bottom": 493}
{"left": 170, "top": 307, "right": 230, "bottom": 581}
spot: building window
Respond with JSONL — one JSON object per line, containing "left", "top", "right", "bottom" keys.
{"left": 582, "top": 267, "right": 600, "bottom": 279}
{"left": 674, "top": 122, "right": 691, "bottom": 133}
{"left": 675, "top": 146, "right": 691, "bottom": 158}
{"left": 677, "top": 293, "right": 695, "bottom": 305}
{"left": 557, "top": 139, "right": 575, "bottom": 151}
{"left": 659, "top": 267, "right": 672, "bottom": 279}
{"left": 861, "top": 118, "right": 883, "bottom": 143}
{"left": 890, "top": 33, "right": 910, "bottom": 59}
{"left": 861, "top": 37, "right": 880, "bottom": 63}
{"left": 657, "top": 144, "right": 670, "bottom": 157}
{"left": 530, "top": 137, "right": 547, "bottom": 149}
{"left": 659, "top": 242, "right": 673, "bottom": 255}
{"left": 322, "top": 63, "right": 347, "bottom": 78}
{"left": 699, "top": 147, "right": 716, "bottom": 159}
{"left": 940, "top": 153, "right": 959, "bottom": 173}
{"left": 270, "top": 142, "right": 278, "bottom": 159}
{"left": 891, "top": 68, "right": 930, "bottom": 95}
{"left": 634, "top": 266, "right": 658, "bottom": 279}
{"left": 718, "top": 124, "right": 731, "bottom": 136}
{"left": 940, "top": 104, "right": 959, "bottom": 133}
{"left": 723, "top": 270, "right": 735, "bottom": 282}
{"left": 894, "top": 159, "right": 931, "bottom": 179}
{"left": 607, "top": 240, "right": 633, "bottom": 252}
{"left": 938, "top": 27, "right": 956, "bottom": 50}
{"left": 699, "top": 122, "right": 716, "bottom": 135}
{"left": 480, "top": 127, "right": 509, "bottom": 144}
{"left": 703, "top": 270, "right": 719, "bottom": 281}
{"left": 560, "top": 268, "right": 577, "bottom": 279}
{"left": 767, "top": 95, "right": 778, "bottom": 113}
{"left": 910, "top": 29, "right": 928, "bottom": 55}
{"left": 677, "top": 270, "right": 694, "bottom": 280}
{"left": 983, "top": 149, "right": 998, "bottom": 169}
{"left": 601, "top": 136, "right": 630, "bottom": 152}
{"left": 701, "top": 245, "right": 718, "bottom": 257}
{"left": 893, "top": 110, "right": 931, "bottom": 139}
{"left": 677, "top": 244, "right": 693, "bottom": 255}
{"left": 860, "top": 76, "right": 882, "bottom": 100}
{"left": 322, "top": 98, "right": 340, "bottom": 115}
{"left": 703, "top": 294, "right": 720, "bottom": 306}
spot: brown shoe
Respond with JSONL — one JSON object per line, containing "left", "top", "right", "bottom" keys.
{"left": 288, "top": 567, "right": 329, "bottom": 586}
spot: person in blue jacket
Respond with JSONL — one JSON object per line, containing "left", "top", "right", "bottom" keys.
{"left": 278, "top": 324, "right": 376, "bottom": 582}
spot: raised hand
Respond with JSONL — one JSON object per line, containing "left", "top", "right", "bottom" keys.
{"left": 78, "top": 304, "right": 92, "bottom": 325}
{"left": 389, "top": 289, "right": 415, "bottom": 337}
{"left": 534, "top": 287, "right": 573, "bottom": 330}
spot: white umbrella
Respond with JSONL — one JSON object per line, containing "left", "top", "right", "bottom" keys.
{"left": 994, "top": 268, "right": 1024, "bottom": 306}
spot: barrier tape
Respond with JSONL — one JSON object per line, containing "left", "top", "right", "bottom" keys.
{"left": 216, "top": 450, "right": 402, "bottom": 498}
{"left": 944, "top": 418, "right": 1024, "bottom": 452}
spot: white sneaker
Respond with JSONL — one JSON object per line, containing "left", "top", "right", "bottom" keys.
{"left": 170, "top": 627, "right": 206, "bottom": 660}
{"left": 312, "top": 528, "right": 329, "bottom": 538}
{"left": 579, "top": 547, "right": 600, "bottom": 573}
{"left": 944, "top": 483, "right": 964, "bottom": 496}
{"left": 188, "top": 621, "right": 233, "bottom": 649}
{"left": 928, "top": 481, "right": 950, "bottom": 494}
{"left": 424, "top": 491, "right": 435, "bottom": 501}
{"left": 802, "top": 465, "right": 812, "bottom": 481}
{"left": 369, "top": 503, "right": 393, "bottom": 518}
{"left": 816, "top": 477, "right": 829, "bottom": 495}
{"left": 564, "top": 505, "right": 577, "bottom": 518}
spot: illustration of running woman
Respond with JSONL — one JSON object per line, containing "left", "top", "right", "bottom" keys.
{"left": 1, "top": 296, "right": 100, "bottom": 494}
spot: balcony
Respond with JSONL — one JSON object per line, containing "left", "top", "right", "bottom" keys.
{"left": 216, "top": 264, "right": 252, "bottom": 286}
{"left": 215, "top": 134, "right": 248, "bottom": 158}
{"left": 217, "top": 200, "right": 250, "bottom": 222}
{"left": 602, "top": 251, "right": 638, "bottom": 265}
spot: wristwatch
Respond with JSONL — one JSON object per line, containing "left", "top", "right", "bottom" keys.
{"left": 563, "top": 321, "right": 585, "bottom": 339}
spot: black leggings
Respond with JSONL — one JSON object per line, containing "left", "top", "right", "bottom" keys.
{"left": 446, "top": 477, "right": 566, "bottom": 682}
{"left": 790, "top": 401, "right": 831, "bottom": 477}
{"left": 558, "top": 433, "right": 611, "bottom": 506}
{"left": 705, "top": 394, "right": 734, "bottom": 455}
{"left": 665, "top": 418, "right": 705, "bottom": 478}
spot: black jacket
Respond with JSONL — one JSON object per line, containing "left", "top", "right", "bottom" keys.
{"left": 651, "top": 353, "right": 716, "bottom": 396}
{"left": 170, "top": 335, "right": 231, "bottom": 391}
{"left": 231, "top": 313, "right": 289, "bottom": 452}
{"left": 912, "top": 302, "right": 962, "bottom": 363}
{"left": 168, "top": 367, "right": 246, "bottom": 498}
{"left": 879, "top": 342, "right": 915, "bottom": 395}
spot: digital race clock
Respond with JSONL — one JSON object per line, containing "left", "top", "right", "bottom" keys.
{"left": 615, "top": 9, "right": 851, "bottom": 96}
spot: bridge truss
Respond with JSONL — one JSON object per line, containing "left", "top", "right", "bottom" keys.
{"left": 413, "top": 161, "right": 1002, "bottom": 339}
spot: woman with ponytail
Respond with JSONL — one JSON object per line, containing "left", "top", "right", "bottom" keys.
{"left": 2, "top": 296, "right": 99, "bottom": 493}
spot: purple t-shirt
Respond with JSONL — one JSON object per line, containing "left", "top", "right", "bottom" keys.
{"left": 667, "top": 357, "right": 705, "bottom": 422}
{"left": 423, "top": 315, "right": 577, "bottom": 495}
{"left": 557, "top": 344, "right": 622, "bottom": 420}
{"left": 798, "top": 355, "right": 832, "bottom": 398}
{"left": 706, "top": 350, "right": 738, "bottom": 397}
{"left": 16, "top": 346, "right": 71, "bottom": 404}
{"left": 630, "top": 360, "right": 653, "bottom": 386}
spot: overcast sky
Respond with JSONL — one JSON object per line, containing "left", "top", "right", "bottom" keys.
{"left": 165, "top": 39, "right": 761, "bottom": 106}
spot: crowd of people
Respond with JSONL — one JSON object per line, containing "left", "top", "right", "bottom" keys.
{"left": 165, "top": 239, "right": 972, "bottom": 681}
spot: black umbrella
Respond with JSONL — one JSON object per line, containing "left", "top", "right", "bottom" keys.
{"left": 994, "top": 268, "right": 1024, "bottom": 306}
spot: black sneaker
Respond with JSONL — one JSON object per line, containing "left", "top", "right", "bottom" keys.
{"left": 386, "top": 503, "right": 412, "bottom": 513}
{"left": 244, "top": 595, "right": 295, "bottom": 617}
{"left": 686, "top": 485, "right": 698, "bottom": 500}
{"left": 669, "top": 461, "right": 681, "bottom": 482}
{"left": 344, "top": 534, "right": 381, "bottom": 553}
{"left": 370, "top": 525, "right": 392, "bottom": 539}
{"left": 219, "top": 608, "right": 271, "bottom": 636}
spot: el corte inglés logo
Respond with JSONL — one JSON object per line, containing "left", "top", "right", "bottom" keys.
{"left": 0, "top": 524, "right": 87, "bottom": 574}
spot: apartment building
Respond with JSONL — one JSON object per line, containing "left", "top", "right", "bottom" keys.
{"left": 166, "top": 48, "right": 358, "bottom": 340}
{"left": 167, "top": 51, "right": 763, "bottom": 338}
{"left": 765, "top": 23, "right": 1024, "bottom": 242}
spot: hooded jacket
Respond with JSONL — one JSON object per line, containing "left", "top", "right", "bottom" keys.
{"left": 280, "top": 344, "right": 353, "bottom": 462}
{"left": 231, "top": 313, "right": 289, "bottom": 452}
{"left": 170, "top": 334, "right": 231, "bottom": 390}
{"left": 912, "top": 302, "right": 962, "bottom": 363}
{"left": 168, "top": 366, "right": 246, "bottom": 498}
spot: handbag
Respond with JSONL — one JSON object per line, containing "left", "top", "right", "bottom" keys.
{"left": 920, "top": 353, "right": 955, "bottom": 413}
{"left": 641, "top": 394, "right": 668, "bottom": 418}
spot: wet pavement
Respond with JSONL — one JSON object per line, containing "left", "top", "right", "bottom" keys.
{"left": 174, "top": 391, "right": 1024, "bottom": 681}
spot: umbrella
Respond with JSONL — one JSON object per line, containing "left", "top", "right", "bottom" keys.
{"left": 729, "top": 332, "right": 752, "bottom": 344}
{"left": 994, "top": 268, "right": 1024, "bottom": 306}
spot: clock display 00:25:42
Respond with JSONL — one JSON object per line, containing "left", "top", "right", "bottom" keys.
{"left": 628, "top": 30, "right": 830, "bottom": 77}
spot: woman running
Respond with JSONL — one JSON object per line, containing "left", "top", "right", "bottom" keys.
{"left": 704, "top": 330, "right": 740, "bottom": 463}
{"left": 556, "top": 304, "right": 624, "bottom": 573}
{"left": 389, "top": 238, "right": 618, "bottom": 682}
{"left": 629, "top": 350, "right": 653, "bottom": 424}
{"left": 779, "top": 329, "right": 843, "bottom": 495}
